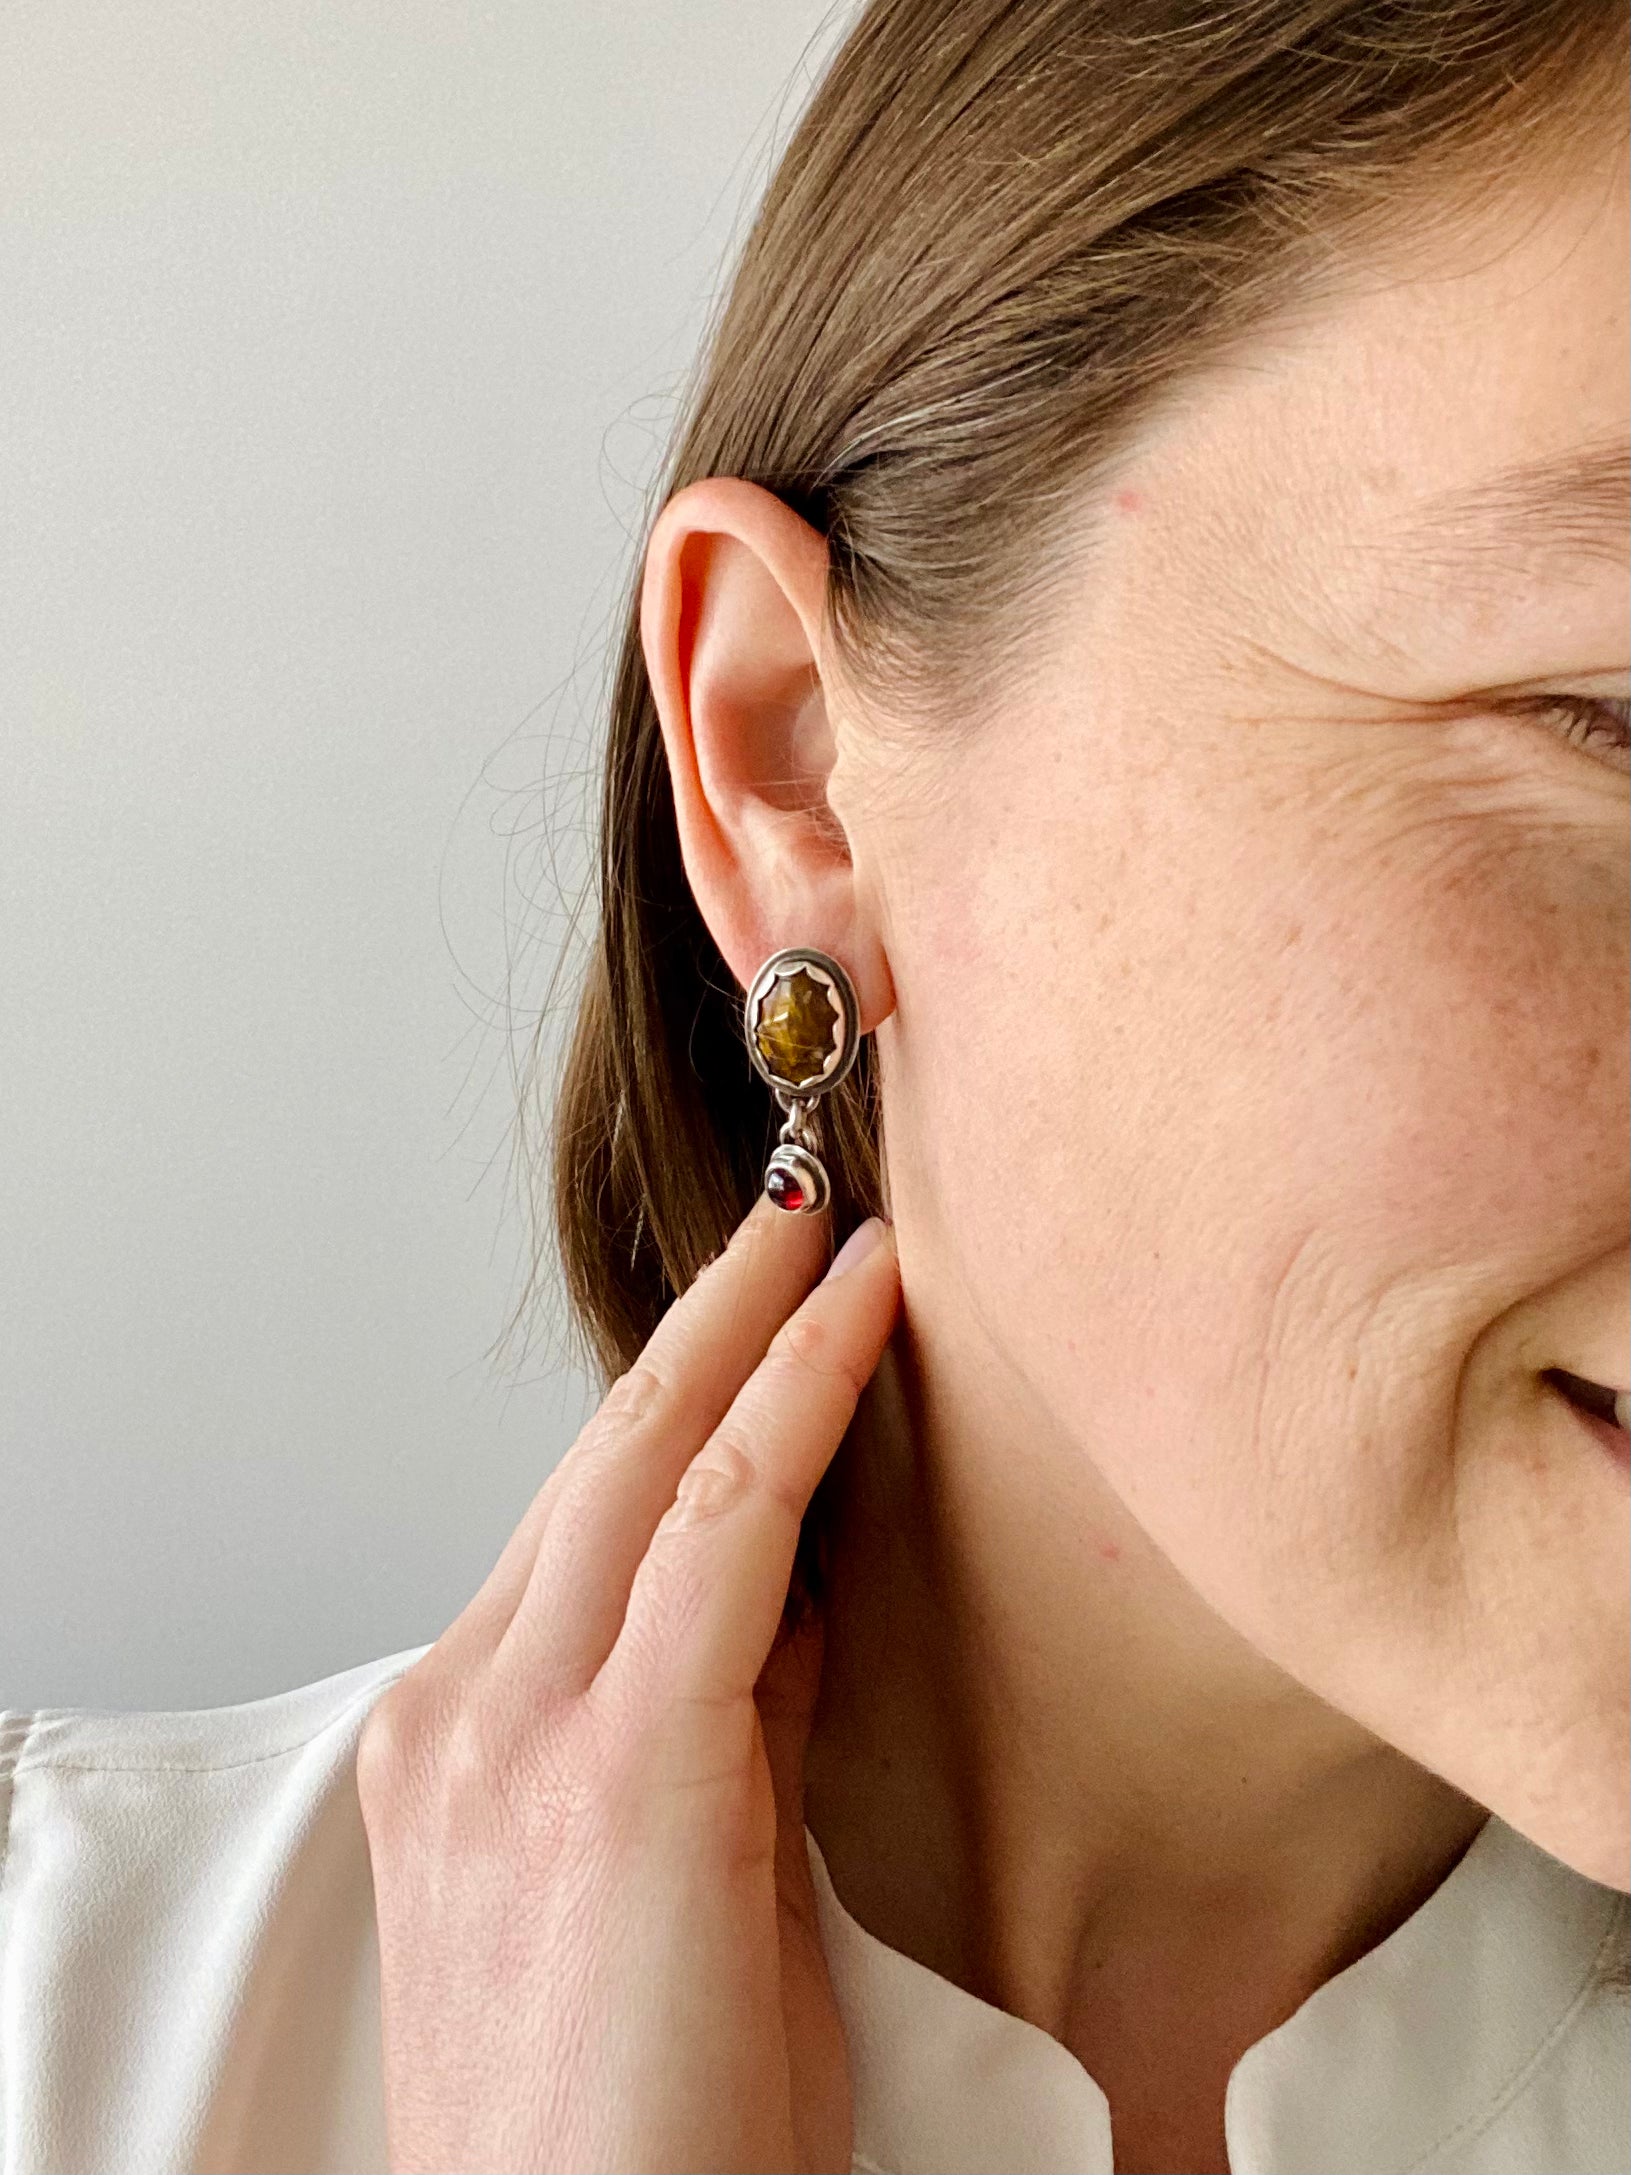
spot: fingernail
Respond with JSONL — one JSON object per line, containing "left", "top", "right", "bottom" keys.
{"left": 824, "top": 1216, "right": 889, "bottom": 1280}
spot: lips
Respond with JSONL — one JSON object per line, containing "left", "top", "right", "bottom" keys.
{"left": 1544, "top": 1368, "right": 1631, "bottom": 1467}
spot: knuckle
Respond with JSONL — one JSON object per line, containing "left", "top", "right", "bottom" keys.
{"left": 676, "top": 1427, "right": 806, "bottom": 1530}
{"left": 355, "top": 1680, "right": 435, "bottom": 1816}
{"left": 434, "top": 1697, "right": 514, "bottom": 1807}
{"left": 593, "top": 1355, "right": 670, "bottom": 1434}
{"left": 660, "top": 1438, "right": 759, "bottom": 1528}
{"left": 357, "top": 1659, "right": 628, "bottom": 1873}
{"left": 361, "top": 1682, "right": 585, "bottom": 1849}
{"left": 768, "top": 1305, "right": 868, "bottom": 1398}
{"left": 548, "top": 1359, "right": 673, "bottom": 1494}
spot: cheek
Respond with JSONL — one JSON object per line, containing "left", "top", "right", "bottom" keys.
{"left": 1223, "top": 815, "right": 1628, "bottom": 1306}
{"left": 902, "top": 745, "right": 1625, "bottom": 1612}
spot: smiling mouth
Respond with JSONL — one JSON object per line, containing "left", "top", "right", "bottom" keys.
{"left": 1543, "top": 1368, "right": 1631, "bottom": 1466}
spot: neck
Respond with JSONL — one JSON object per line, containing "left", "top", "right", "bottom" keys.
{"left": 801, "top": 1306, "right": 1489, "bottom": 2053}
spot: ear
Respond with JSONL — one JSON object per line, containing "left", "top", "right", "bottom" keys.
{"left": 638, "top": 476, "right": 895, "bottom": 1034}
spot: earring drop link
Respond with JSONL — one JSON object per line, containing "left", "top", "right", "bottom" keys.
{"left": 743, "top": 947, "right": 863, "bottom": 1215}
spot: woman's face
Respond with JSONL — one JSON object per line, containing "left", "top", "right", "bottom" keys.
{"left": 838, "top": 147, "right": 1629, "bottom": 1887}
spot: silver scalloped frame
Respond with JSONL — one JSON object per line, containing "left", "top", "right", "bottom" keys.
{"left": 764, "top": 1140, "right": 831, "bottom": 1216}
{"left": 742, "top": 946, "right": 862, "bottom": 1102}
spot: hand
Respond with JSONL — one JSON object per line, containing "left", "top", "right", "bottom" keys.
{"left": 354, "top": 1192, "right": 900, "bottom": 2175}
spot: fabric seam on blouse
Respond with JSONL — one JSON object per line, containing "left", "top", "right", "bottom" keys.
{"left": 0, "top": 1711, "right": 42, "bottom": 1891}
{"left": 4, "top": 1660, "right": 421, "bottom": 1780}
{"left": 1398, "top": 1890, "right": 1631, "bottom": 2175}
{"left": 0, "top": 1710, "right": 45, "bottom": 2172}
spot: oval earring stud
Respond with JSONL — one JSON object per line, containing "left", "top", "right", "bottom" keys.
{"left": 742, "top": 945, "right": 863, "bottom": 1214}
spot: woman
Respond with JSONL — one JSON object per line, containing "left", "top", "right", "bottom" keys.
{"left": 3, "top": 3, "right": 1627, "bottom": 2171}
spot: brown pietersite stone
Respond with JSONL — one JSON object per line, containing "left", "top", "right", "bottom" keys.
{"left": 754, "top": 967, "right": 839, "bottom": 1087}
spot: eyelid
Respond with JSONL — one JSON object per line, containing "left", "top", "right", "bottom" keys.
{"left": 1493, "top": 692, "right": 1631, "bottom": 774}
{"left": 1475, "top": 672, "right": 1630, "bottom": 702}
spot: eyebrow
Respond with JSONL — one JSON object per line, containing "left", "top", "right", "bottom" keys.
{"left": 1386, "top": 436, "right": 1631, "bottom": 582}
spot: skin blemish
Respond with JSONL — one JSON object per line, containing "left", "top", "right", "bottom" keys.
{"left": 1113, "top": 487, "right": 1144, "bottom": 516}
{"left": 1098, "top": 1539, "right": 1123, "bottom": 1563}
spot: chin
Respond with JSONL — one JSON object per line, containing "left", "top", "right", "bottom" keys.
{"left": 1560, "top": 1832, "right": 1631, "bottom": 1896}
{"left": 1506, "top": 1778, "right": 1630, "bottom": 1894}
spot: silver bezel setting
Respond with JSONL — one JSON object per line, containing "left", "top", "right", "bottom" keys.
{"left": 742, "top": 946, "right": 861, "bottom": 1101}
{"left": 765, "top": 1142, "right": 831, "bottom": 1216}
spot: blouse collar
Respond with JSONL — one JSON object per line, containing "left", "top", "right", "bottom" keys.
{"left": 804, "top": 1812, "right": 1628, "bottom": 2174}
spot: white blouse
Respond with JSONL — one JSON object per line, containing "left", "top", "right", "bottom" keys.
{"left": 2, "top": 1644, "right": 1626, "bottom": 2175}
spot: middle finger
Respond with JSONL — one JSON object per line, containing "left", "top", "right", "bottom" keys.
{"left": 492, "top": 1187, "right": 834, "bottom": 1692}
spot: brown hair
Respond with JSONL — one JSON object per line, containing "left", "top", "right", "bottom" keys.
{"left": 499, "top": 0, "right": 1625, "bottom": 1628}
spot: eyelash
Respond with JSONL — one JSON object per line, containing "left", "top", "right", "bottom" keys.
{"left": 1505, "top": 694, "right": 1631, "bottom": 772}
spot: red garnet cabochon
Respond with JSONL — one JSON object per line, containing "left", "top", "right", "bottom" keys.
{"left": 766, "top": 1167, "right": 805, "bottom": 1211}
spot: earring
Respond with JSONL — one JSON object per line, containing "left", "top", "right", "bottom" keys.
{"left": 742, "top": 945, "right": 863, "bottom": 1214}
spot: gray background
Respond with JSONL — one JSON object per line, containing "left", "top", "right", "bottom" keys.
{"left": 2, "top": 0, "right": 852, "bottom": 1714}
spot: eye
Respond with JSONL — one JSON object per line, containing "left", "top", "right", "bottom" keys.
{"left": 1503, "top": 693, "right": 1631, "bottom": 774}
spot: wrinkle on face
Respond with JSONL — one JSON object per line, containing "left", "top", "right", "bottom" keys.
{"left": 807, "top": 134, "right": 1629, "bottom": 2019}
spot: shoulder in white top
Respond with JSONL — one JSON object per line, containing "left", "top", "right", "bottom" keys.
{"left": 1, "top": 1646, "right": 1626, "bottom": 2175}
